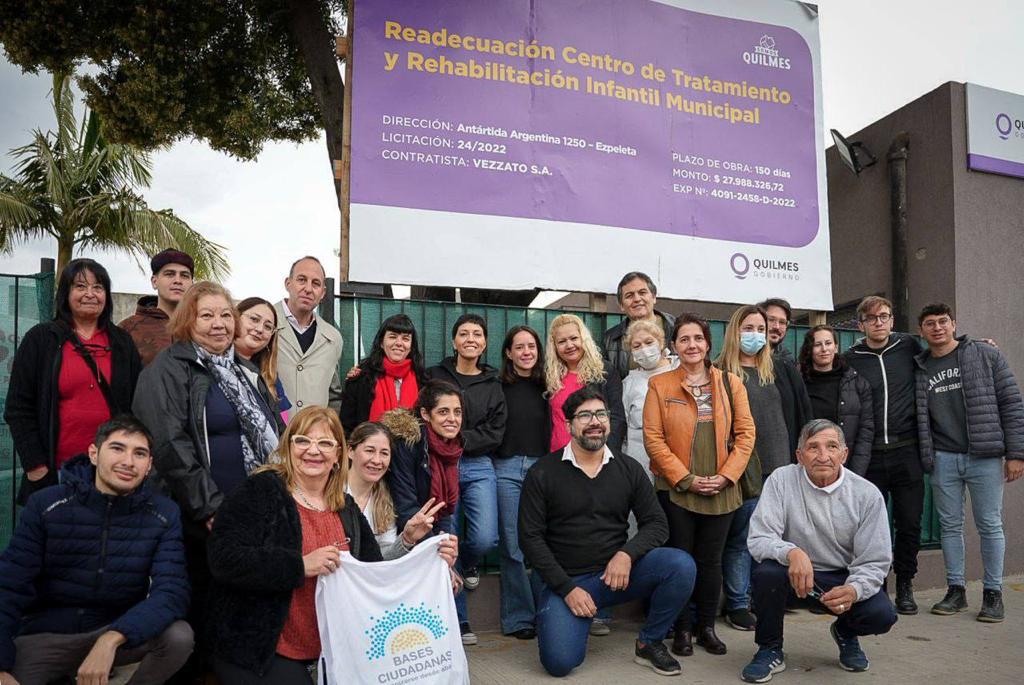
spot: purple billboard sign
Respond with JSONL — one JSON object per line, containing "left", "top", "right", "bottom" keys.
{"left": 351, "top": 0, "right": 820, "bottom": 248}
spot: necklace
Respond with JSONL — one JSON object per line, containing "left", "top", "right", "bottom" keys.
{"left": 293, "top": 485, "right": 326, "bottom": 512}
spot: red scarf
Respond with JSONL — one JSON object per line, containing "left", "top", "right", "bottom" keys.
{"left": 425, "top": 427, "right": 462, "bottom": 518}
{"left": 369, "top": 358, "right": 418, "bottom": 422}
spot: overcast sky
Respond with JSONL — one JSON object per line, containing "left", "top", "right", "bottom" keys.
{"left": 2, "top": 0, "right": 1022, "bottom": 303}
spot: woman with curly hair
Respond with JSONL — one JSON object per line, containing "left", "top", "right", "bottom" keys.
{"left": 544, "top": 314, "right": 626, "bottom": 454}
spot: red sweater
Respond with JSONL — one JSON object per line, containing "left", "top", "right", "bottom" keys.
{"left": 56, "top": 332, "right": 112, "bottom": 467}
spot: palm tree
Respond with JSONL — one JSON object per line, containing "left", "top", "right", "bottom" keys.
{"left": 0, "top": 72, "right": 229, "bottom": 278}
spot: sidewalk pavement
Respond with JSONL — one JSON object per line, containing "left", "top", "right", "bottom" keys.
{"left": 466, "top": 576, "right": 1023, "bottom": 684}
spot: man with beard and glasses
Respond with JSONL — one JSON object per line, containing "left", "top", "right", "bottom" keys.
{"left": 519, "top": 386, "right": 696, "bottom": 678}
{"left": 0, "top": 416, "right": 192, "bottom": 685}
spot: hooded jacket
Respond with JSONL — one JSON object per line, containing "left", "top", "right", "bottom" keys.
{"left": 602, "top": 310, "right": 676, "bottom": 380}
{"left": 4, "top": 320, "right": 142, "bottom": 502}
{"left": 117, "top": 295, "right": 172, "bottom": 366}
{"left": 844, "top": 332, "right": 924, "bottom": 449}
{"left": 132, "top": 341, "right": 284, "bottom": 525}
{"left": 0, "top": 455, "right": 189, "bottom": 671}
{"left": 914, "top": 335, "right": 1024, "bottom": 471}
{"left": 426, "top": 357, "right": 507, "bottom": 457}
{"left": 804, "top": 365, "right": 875, "bottom": 475}
{"left": 381, "top": 409, "right": 455, "bottom": 535}
{"left": 206, "top": 470, "right": 381, "bottom": 676}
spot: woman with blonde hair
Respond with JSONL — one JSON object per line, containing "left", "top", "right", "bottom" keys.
{"left": 714, "top": 304, "right": 811, "bottom": 632}
{"left": 206, "top": 406, "right": 458, "bottom": 682}
{"left": 545, "top": 314, "right": 625, "bottom": 452}
{"left": 622, "top": 318, "right": 679, "bottom": 479}
{"left": 644, "top": 313, "right": 755, "bottom": 656}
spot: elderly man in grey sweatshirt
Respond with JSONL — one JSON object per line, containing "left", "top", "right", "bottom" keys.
{"left": 740, "top": 419, "right": 897, "bottom": 683}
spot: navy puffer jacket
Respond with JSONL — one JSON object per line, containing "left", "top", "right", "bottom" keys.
{"left": 0, "top": 455, "right": 190, "bottom": 671}
{"left": 915, "top": 336, "right": 1024, "bottom": 471}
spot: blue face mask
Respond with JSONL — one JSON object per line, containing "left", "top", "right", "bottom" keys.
{"left": 740, "top": 331, "right": 767, "bottom": 355}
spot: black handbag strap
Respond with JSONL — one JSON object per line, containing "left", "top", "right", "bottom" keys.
{"left": 69, "top": 334, "right": 117, "bottom": 412}
{"left": 721, "top": 370, "right": 736, "bottom": 448}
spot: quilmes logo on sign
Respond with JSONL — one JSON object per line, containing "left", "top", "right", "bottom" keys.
{"left": 743, "top": 35, "right": 791, "bottom": 70}
{"left": 366, "top": 602, "right": 455, "bottom": 681}
{"left": 729, "top": 253, "right": 800, "bottom": 281}
{"left": 994, "top": 112, "right": 1024, "bottom": 140}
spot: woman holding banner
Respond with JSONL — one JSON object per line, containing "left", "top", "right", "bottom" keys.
{"left": 206, "top": 405, "right": 456, "bottom": 682}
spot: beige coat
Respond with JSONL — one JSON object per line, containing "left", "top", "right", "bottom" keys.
{"left": 274, "top": 300, "right": 344, "bottom": 415}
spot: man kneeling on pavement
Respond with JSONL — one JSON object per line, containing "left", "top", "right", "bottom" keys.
{"left": 742, "top": 418, "right": 897, "bottom": 683}
{"left": 519, "top": 386, "right": 697, "bottom": 677}
{"left": 0, "top": 416, "right": 192, "bottom": 685}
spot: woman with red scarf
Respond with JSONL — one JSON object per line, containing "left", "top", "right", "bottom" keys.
{"left": 382, "top": 380, "right": 464, "bottom": 541}
{"left": 339, "top": 314, "right": 424, "bottom": 435}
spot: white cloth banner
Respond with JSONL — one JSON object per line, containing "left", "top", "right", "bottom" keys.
{"left": 316, "top": 534, "right": 470, "bottom": 685}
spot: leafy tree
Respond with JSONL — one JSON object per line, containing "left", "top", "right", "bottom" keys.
{"left": 0, "top": 72, "right": 230, "bottom": 278}
{"left": 0, "top": 0, "right": 346, "bottom": 166}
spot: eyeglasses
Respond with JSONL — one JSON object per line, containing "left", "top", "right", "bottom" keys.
{"left": 291, "top": 435, "right": 340, "bottom": 452}
{"left": 244, "top": 313, "right": 276, "bottom": 334}
{"left": 860, "top": 313, "right": 892, "bottom": 325}
{"left": 766, "top": 316, "right": 789, "bottom": 328}
{"left": 921, "top": 317, "right": 952, "bottom": 330}
{"left": 574, "top": 410, "right": 611, "bottom": 423}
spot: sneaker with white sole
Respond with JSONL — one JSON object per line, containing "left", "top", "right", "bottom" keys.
{"left": 634, "top": 640, "right": 681, "bottom": 676}
{"left": 741, "top": 647, "right": 786, "bottom": 683}
{"left": 460, "top": 622, "right": 478, "bottom": 646}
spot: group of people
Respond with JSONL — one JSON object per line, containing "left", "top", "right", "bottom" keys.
{"left": 0, "top": 257, "right": 1020, "bottom": 684}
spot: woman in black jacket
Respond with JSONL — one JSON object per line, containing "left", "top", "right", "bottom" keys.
{"left": 799, "top": 325, "right": 875, "bottom": 474}
{"left": 4, "top": 258, "right": 141, "bottom": 503}
{"left": 132, "top": 281, "right": 282, "bottom": 679}
{"left": 206, "top": 405, "right": 456, "bottom": 682}
{"left": 339, "top": 313, "right": 425, "bottom": 435}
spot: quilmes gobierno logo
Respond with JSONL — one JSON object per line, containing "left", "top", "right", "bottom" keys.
{"left": 742, "top": 35, "right": 791, "bottom": 70}
{"left": 729, "top": 253, "right": 800, "bottom": 281}
{"left": 995, "top": 113, "right": 1012, "bottom": 140}
{"left": 365, "top": 602, "right": 456, "bottom": 680}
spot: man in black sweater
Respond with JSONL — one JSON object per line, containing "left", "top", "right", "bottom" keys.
{"left": 519, "top": 386, "right": 696, "bottom": 678}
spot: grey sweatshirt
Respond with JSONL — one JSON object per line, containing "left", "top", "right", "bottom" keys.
{"left": 747, "top": 464, "right": 892, "bottom": 601}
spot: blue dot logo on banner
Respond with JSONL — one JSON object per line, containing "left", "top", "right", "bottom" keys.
{"left": 995, "top": 113, "right": 1012, "bottom": 140}
{"left": 730, "top": 253, "right": 750, "bottom": 280}
{"left": 364, "top": 602, "right": 450, "bottom": 661}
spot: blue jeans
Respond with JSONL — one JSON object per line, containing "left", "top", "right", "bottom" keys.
{"left": 932, "top": 451, "right": 1006, "bottom": 590}
{"left": 453, "top": 456, "right": 500, "bottom": 624}
{"left": 494, "top": 455, "right": 540, "bottom": 633}
{"left": 535, "top": 548, "right": 696, "bottom": 677}
{"left": 722, "top": 496, "right": 759, "bottom": 611}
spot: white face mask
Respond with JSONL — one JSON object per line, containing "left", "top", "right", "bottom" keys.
{"left": 632, "top": 343, "right": 664, "bottom": 370}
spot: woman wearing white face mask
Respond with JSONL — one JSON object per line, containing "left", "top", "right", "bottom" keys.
{"left": 715, "top": 304, "right": 811, "bottom": 632}
{"left": 622, "top": 319, "right": 679, "bottom": 481}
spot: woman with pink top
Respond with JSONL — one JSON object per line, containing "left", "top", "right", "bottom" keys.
{"left": 544, "top": 314, "right": 625, "bottom": 452}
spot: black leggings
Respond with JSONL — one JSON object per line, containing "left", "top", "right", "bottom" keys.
{"left": 214, "top": 655, "right": 314, "bottom": 684}
{"left": 658, "top": 492, "right": 734, "bottom": 629}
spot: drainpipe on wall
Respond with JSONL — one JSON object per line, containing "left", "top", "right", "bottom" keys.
{"left": 888, "top": 132, "right": 911, "bottom": 333}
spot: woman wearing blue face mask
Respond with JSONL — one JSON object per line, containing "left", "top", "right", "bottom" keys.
{"left": 714, "top": 304, "right": 811, "bottom": 632}
{"left": 622, "top": 319, "right": 679, "bottom": 481}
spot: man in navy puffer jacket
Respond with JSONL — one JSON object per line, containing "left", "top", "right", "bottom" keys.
{"left": 0, "top": 416, "right": 192, "bottom": 685}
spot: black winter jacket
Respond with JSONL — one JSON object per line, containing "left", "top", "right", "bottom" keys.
{"left": 427, "top": 358, "right": 507, "bottom": 457}
{"left": 381, "top": 409, "right": 455, "bottom": 535}
{"left": 4, "top": 320, "right": 142, "bottom": 501}
{"left": 338, "top": 364, "right": 424, "bottom": 435}
{"left": 773, "top": 358, "right": 813, "bottom": 459}
{"left": 132, "top": 341, "right": 284, "bottom": 524}
{"left": 602, "top": 310, "right": 676, "bottom": 380}
{"left": 805, "top": 366, "right": 875, "bottom": 475}
{"left": 844, "top": 333, "right": 924, "bottom": 449}
{"left": 914, "top": 336, "right": 1024, "bottom": 472}
{"left": 206, "top": 470, "right": 381, "bottom": 676}
{"left": 0, "top": 455, "right": 189, "bottom": 671}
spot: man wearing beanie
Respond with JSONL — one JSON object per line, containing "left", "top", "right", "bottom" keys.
{"left": 118, "top": 249, "right": 194, "bottom": 365}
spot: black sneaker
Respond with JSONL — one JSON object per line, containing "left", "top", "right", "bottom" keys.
{"left": 830, "top": 622, "right": 869, "bottom": 672}
{"left": 634, "top": 640, "right": 682, "bottom": 676}
{"left": 463, "top": 567, "right": 480, "bottom": 591}
{"left": 977, "top": 589, "right": 1005, "bottom": 623}
{"left": 931, "top": 585, "right": 968, "bottom": 615}
{"left": 895, "top": 576, "right": 918, "bottom": 615}
{"left": 460, "top": 622, "right": 478, "bottom": 646}
{"left": 726, "top": 608, "right": 757, "bottom": 631}
{"left": 510, "top": 627, "right": 536, "bottom": 640}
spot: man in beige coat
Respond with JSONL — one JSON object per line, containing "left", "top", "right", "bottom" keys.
{"left": 274, "top": 256, "right": 344, "bottom": 416}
